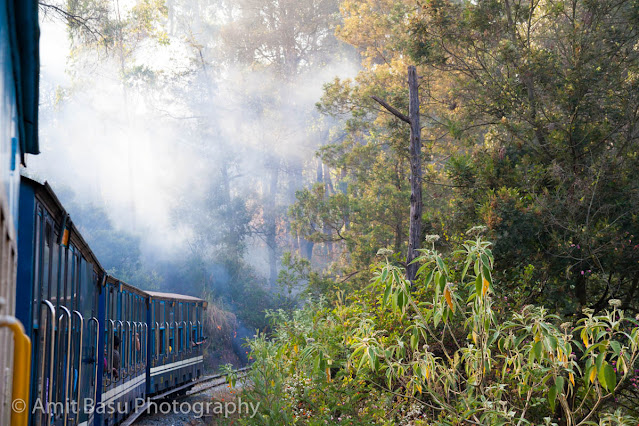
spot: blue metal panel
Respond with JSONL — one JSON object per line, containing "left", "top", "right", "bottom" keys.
{"left": 15, "top": 180, "right": 35, "bottom": 333}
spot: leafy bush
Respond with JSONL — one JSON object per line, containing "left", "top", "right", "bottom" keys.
{"left": 240, "top": 236, "right": 639, "bottom": 424}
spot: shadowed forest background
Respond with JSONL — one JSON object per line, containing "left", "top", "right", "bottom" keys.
{"left": 34, "top": 0, "right": 639, "bottom": 423}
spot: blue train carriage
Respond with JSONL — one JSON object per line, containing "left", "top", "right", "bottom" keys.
{"left": 16, "top": 177, "right": 104, "bottom": 426}
{"left": 146, "top": 291, "right": 207, "bottom": 396}
{"left": 0, "top": 0, "right": 40, "bottom": 425}
{"left": 98, "top": 276, "right": 149, "bottom": 425}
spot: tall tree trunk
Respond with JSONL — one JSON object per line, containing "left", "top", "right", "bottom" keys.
{"left": 372, "top": 66, "right": 422, "bottom": 282}
{"left": 406, "top": 66, "right": 422, "bottom": 282}
{"left": 265, "top": 158, "right": 279, "bottom": 287}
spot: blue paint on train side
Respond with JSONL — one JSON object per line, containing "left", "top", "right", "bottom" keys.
{"left": 95, "top": 282, "right": 106, "bottom": 426}
{"left": 14, "top": 181, "right": 35, "bottom": 334}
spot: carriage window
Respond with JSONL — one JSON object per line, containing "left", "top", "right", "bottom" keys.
{"left": 159, "top": 327, "right": 165, "bottom": 355}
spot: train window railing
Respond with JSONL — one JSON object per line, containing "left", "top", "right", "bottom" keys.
{"left": 154, "top": 322, "right": 159, "bottom": 360}
{"left": 124, "top": 320, "right": 131, "bottom": 379}
{"left": 137, "top": 321, "right": 143, "bottom": 373}
{"left": 169, "top": 321, "right": 175, "bottom": 356}
{"left": 190, "top": 322, "right": 196, "bottom": 353}
{"left": 72, "top": 310, "right": 84, "bottom": 419}
{"left": 139, "top": 322, "right": 146, "bottom": 371}
{"left": 144, "top": 322, "right": 148, "bottom": 367}
{"left": 115, "top": 320, "right": 123, "bottom": 383}
{"left": 133, "top": 322, "right": 138, "bottom": 374}
{"left": 40, "top": 300, "right": 56, "bottom": 426}
{"left": 167, "top": 321, "right": 172, "bottom": 357}
{"left": 89, "top": 317, "right": 99, "bottom": 404}
{"left": 104, "top": 319, "right": 114, "bottom": 388}
{"left": 159, "top": 323, "right": 166, "bottom": 357}
{"left": 129, "top": 320, "right": 135, "bottom": 375}
{"left": 57, "top": 305, "right": 72, "bottom": 423}
{"left": 185, "top": 320, "right": 189, "bottom": 353}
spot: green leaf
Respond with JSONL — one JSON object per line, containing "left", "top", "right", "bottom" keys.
{"left": 358, "top": 352, "right": 368, "bottom": 371}
{"left": 533, "top": 340, "right": 543, "bottom": 361}
{"left": 420, "top": 268, "right": 434, "bottom": 286}
{"left": 610, "top": 340, "right": 621, "bottom": 356}
{"left": 482, "top": 264, "right": 492, "bottom": 286}
{"left": 603, "top": 363, "right": 616, "bottom": 392}
{"left": 596, "top": 352, "right": 606, "bottom": 372}
{"left": 439, "top": 273, "right": 447, "bottom": 292}
{"left": 487, "top": 330, "right": 500, "bottom": 347}
{"left": 480, "top": 253, "right": 491, "bottom": 269}
{"left": 367, "top": 347, "right": 377, "bottom": 371}
{"left": 383, "top": 284, "right": 392, "bottom": 306}
{"left": 547, "top": 335, "right": 558, "bottom": 351}
{"left": 475, "top": 274, "right": 482, "bottom": 296}
{"left": 411, "top": 333, "right": 419, "bottom": 350}
{"left": 461, "top": 260, "right": 470, "bottom": 282}
{"left": 548, "top": 386, "right": 557, "bottom": 412}
{"left": 397, "top": 291, "right": 404, "bottom": 311}
{"left": 436, "top": 256, "right": 448, "bottom": 275}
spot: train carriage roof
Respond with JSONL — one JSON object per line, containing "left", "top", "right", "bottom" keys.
{"left": 21, "top": 176, "right": 104, "bottom": 274}
{"left": 104, "top": 275, "right": 149, "bottom": 297}
{"left": 146, "top": 291, "right": 206, "bottom": 304}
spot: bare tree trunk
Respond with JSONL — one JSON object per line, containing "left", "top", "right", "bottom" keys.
{"left": 406, "top": 66, "right": 422, "bottom": 282}
{"left": 264, "top": 157, "right": 280, "bottom": 288}
{"left": 372, "top": 66, "right": 422, "bottom": 283}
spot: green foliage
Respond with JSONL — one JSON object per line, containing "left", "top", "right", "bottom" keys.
{"left": 294, "top": 0, "right": 639, "bottom": 315}
{"left": 277, "top": 252, "right": 337, "bottom": 301}
{"left": 243, "top": 236, "right": 639, "bottom": 424}
{"left": 220, "top": 363, "right": 238, "bottom": 388}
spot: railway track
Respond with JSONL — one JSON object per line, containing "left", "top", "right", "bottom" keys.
{"left": 123, "top": 367, "right": 252, "bottom": 425}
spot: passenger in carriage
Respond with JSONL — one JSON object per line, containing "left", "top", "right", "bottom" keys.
{"left": 112, "top": 335, "right": 121, "bottom": 379}
{"left": 135, "top": 331, "right": 141, "bottom": 352}
{"left": 191, "top": 330, "right": 207, "bottom": 347}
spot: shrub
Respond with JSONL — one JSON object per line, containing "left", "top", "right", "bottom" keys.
{"left": 240, "top": 236, "right": 639, "bottom": 424}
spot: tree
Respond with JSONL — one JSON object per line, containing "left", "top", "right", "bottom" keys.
{"left": 403, "top": 0, "right": 639, "bottom": 313}
{"left": 372, "top": 65, "right": 422, "bottom": 282}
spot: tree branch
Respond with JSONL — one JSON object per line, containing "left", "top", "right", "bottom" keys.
{"left": 371, "top": 96, "right": 410, "bottom": 123}
{"left": 39, "top": 1, "right": 104, "bottom": 42}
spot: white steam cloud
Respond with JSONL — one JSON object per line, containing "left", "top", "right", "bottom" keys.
{"left": 31, "top": 14, "right": 359, "bottom": 270}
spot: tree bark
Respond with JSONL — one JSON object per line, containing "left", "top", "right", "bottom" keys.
{"left": 406, "top": 66, "right": 422, "bottom": 282}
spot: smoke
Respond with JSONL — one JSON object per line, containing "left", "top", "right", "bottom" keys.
{"left": 31, "top": 5, "right": 359, "bottom": 296}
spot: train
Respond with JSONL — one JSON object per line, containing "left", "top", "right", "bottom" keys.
{"left": 14, "top": 177, "right": 208, "bottom": 426}
{"left": 1, "top": 2, "right": 212, "bottom": 425}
